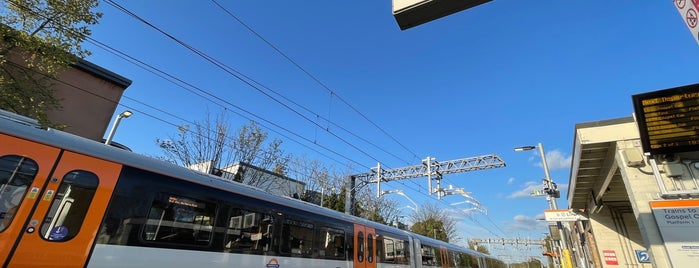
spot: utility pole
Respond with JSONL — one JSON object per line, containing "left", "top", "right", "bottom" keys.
{"left": 515, "top": 143, "right": 572, "bottom": 268}
{"left": 344, "top": 154, "right": 506, "bottom": 215}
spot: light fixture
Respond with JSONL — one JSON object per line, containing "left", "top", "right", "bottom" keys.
{"left": 104, "top": 110, "right": 133, "bottom": 145}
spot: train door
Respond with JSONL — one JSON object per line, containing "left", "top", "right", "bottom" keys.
{"left": 353, "top": 224, "right": 376, "bottom": 268}
{"left": 1, "top": 135, "right": 121, "bottom": 267}
{"left": 0, "top": 135, "right": 60, "bottom": 263}
{"left": 439, "top": 246, "right": 449, "bottom": 268}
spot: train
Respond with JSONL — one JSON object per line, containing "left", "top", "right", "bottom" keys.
{"left": 0, "top": 109, "right": 507, "bottom": 267}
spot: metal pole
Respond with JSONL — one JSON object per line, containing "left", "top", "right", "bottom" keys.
{"left": 538, "top": 142, "right": 572, "bottom": 268}
{"left": 538, "top": 143, "right": 556, "bottom": 210}
{"left": 376, "top": 162, "right": 382, "bottom": 198}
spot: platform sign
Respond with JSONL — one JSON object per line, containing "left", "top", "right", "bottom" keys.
{"left": 650, "top": 200, "right": 699, "bottom": 267}
{"left": 632, "top": 83, "right": 699, "bottom": 155}
{"left": 635, "top": 250, "right": 651, "bottom": 263}
{"left": 544, "top": 210, "right": 587, "bottom": 222}
{"left": 676, "top": 0, "right": 699, "bottom": 44}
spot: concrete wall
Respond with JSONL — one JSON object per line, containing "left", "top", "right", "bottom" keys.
{"left": 615, "top": 140, "right": 673, "bottom": 268}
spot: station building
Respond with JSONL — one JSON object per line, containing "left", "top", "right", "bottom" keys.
{"left": 567, "top": 115, "right": 699, "bottom": 267}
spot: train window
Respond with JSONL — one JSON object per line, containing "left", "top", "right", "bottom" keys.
{"left": 225, "top": 209, "right": 273, "bottom": 254}
{"left": 281, "top": 218, "right": 313, "bottom": 257}
{"left": 142, "top": 193, "right": 216, "bottom": 246}
{"left": 395, "top": 239, "right": 411, "bottom": 265}
{"left": 356, "top": 231, "right": 364, "bottom": 262}
{"left": 315, "top": 227, "right": 345, "bottom": 259}
{"left": 0, "top": 155, "right": 38, "bottom": 232}
{"left": 382, "top": 238, "right": 395, "bottom": 263}
{"left": 459, "top": 252, "right": 478, "bottom": 267}
{"left": 422, "top": 245, "right": 436, "bottom": 265}
{"left": 40, "top": 170, "right": 98, "bottom": 241}
{"left": 366, "top": 233, "right": 374, "bottom": 263}
{"left": 375, "top": 235, "right": 385, "bottom": 263}
{"left": 449, "top": 251, "right": 459, "bottom": 268}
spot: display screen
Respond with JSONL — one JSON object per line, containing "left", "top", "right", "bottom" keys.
{"left": 632, "top": 83, "right": 699, "bottom": 155}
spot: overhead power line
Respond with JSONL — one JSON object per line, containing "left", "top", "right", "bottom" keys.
{"left": 210, "top": 0, "right": 420, "bottom": 164}
{"left": 5, "top": 0, "right": 511, "bottom": 237}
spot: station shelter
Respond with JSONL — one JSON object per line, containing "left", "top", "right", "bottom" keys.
{"left": 567, "top": 117, "right": 699, "bottom": 268}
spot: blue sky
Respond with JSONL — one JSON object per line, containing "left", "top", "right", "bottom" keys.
{"left": 84, "top": 0, "right": 699, "bottom": 262}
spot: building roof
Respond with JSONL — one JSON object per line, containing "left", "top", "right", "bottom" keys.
{"left": 73, "top": 58, "right": 132, "bottom": 88}
{"left": 568, "top": 116, "right": 637, "bottom": 209}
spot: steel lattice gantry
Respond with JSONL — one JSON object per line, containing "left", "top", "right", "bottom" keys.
{"left": 344, "top": 154, "right": 506, "bottom": 214}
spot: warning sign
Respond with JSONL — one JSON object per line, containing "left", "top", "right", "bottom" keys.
{"left": 687, "top": 8, "right": 698, "bottom": 28}
{"left": 603, "top": 250, "right": 619, "bottom": 265}
{"left": 676, "top": 0, "right": 699, "bottom": 44}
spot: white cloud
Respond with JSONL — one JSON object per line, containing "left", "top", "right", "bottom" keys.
{"left": 506, "top": 214, "right": 548, "bottom": 232}
{"left": 507, "top": 181, "right": 541, "bottom": 199}
{"left": 545, "top": 149, "right": 572, "bottom": 170}
{"left": 507, "top": 177, "right": 515, "bottom": 185}
{"left": 527, "top": 149, "right": 572, "bottom": 170}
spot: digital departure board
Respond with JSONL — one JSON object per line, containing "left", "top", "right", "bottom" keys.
{"left": 632, "top": 83, "right": 699, "bottom": 155}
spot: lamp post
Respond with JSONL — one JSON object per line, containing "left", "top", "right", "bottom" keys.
{"left": 104, "top": 110, "right": 132, "bottom": 145}
{"left": 515, "top": 142, "right": 572, "bottom": 268}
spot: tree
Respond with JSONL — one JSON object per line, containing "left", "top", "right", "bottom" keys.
{"left": 409, "top": 202, "right": 460, "bottom": 243}
{"left": 0, "top": 0, "right": 102, "bottom": 126}
{"left": 357, "top": 190, "right": 401, "bottom": 225}
{"left": 287, "top": 154, "right": 331, "bottom": 202}
{"left": 157, "top": 112, "right": 290, "bottom": 189}
{"left": 468, "top": 239, "right": 490, "bottom": 254}
{"left": 412, "top": 217, "right": 449, "bottom": 242}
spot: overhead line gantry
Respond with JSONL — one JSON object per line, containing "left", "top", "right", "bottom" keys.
{"left": 345, "top": 154, "right": 506, "bottom": 215}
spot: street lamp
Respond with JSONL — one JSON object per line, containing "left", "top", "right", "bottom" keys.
{"left": 515, "top": 142, "right": 571, "bottom": 268}
{"left": 104, "top": 110, "right": 132, "bottom": 145}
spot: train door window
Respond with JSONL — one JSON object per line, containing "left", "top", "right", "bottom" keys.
{"left": 434, "top": 246, "right": 443, "bottom": 266}
{"left": 366, "top": 233, "right": 374, "bottom": 263}
{"left": 280, "top": 218, "right": 313, "bottom": 257}
{"left": 382, "top": 238, "right": 395, "bottom": 263}
{"left": 316, "top": 227, "right": 344, "bottom": 259}
{"left": 39, "top": 170, "right": 97, "bottom": 241}
{"left": 0, "top": 155, "right": 38, "bottom": 232}
{"left": 366, "top": 233, "right": 375, "bottom": 263}
{"left": 142, "top": 193, "right": 216, "bottom": 246}
{"left": 356, "top": 231, "right": 365, "bottom": 262}
{"left": 225, "top": 208, "right": 274, "bottom": 254}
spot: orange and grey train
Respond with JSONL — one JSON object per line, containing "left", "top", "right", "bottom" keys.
{"left": 0, "top": 110, "right": 507, "bottom": 268}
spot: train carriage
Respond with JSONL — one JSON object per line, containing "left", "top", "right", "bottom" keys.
{"left": 0, "top": 110, "right": 505, "bottom": 268}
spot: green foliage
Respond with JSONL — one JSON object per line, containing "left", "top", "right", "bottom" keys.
{"left": 0, "top": 0, "right": 102, "bottom": 126}
{"left": 468, "top": 239, "right": 490, "bottom": 254}
{"left": 410, "top": 202, "right": 460, "bottom": 243}
{"left": 321, "top": 187, "right": 346, "bottom": 213}
{"left": 411, "top": 217, "right": 449, "bottom": 242}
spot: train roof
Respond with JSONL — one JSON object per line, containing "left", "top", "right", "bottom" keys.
{"left": 0, "top": 110, "right": 496, "bottom": 259}
{"left": 0, "top": 110, "right": 402, "bottom": 231}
